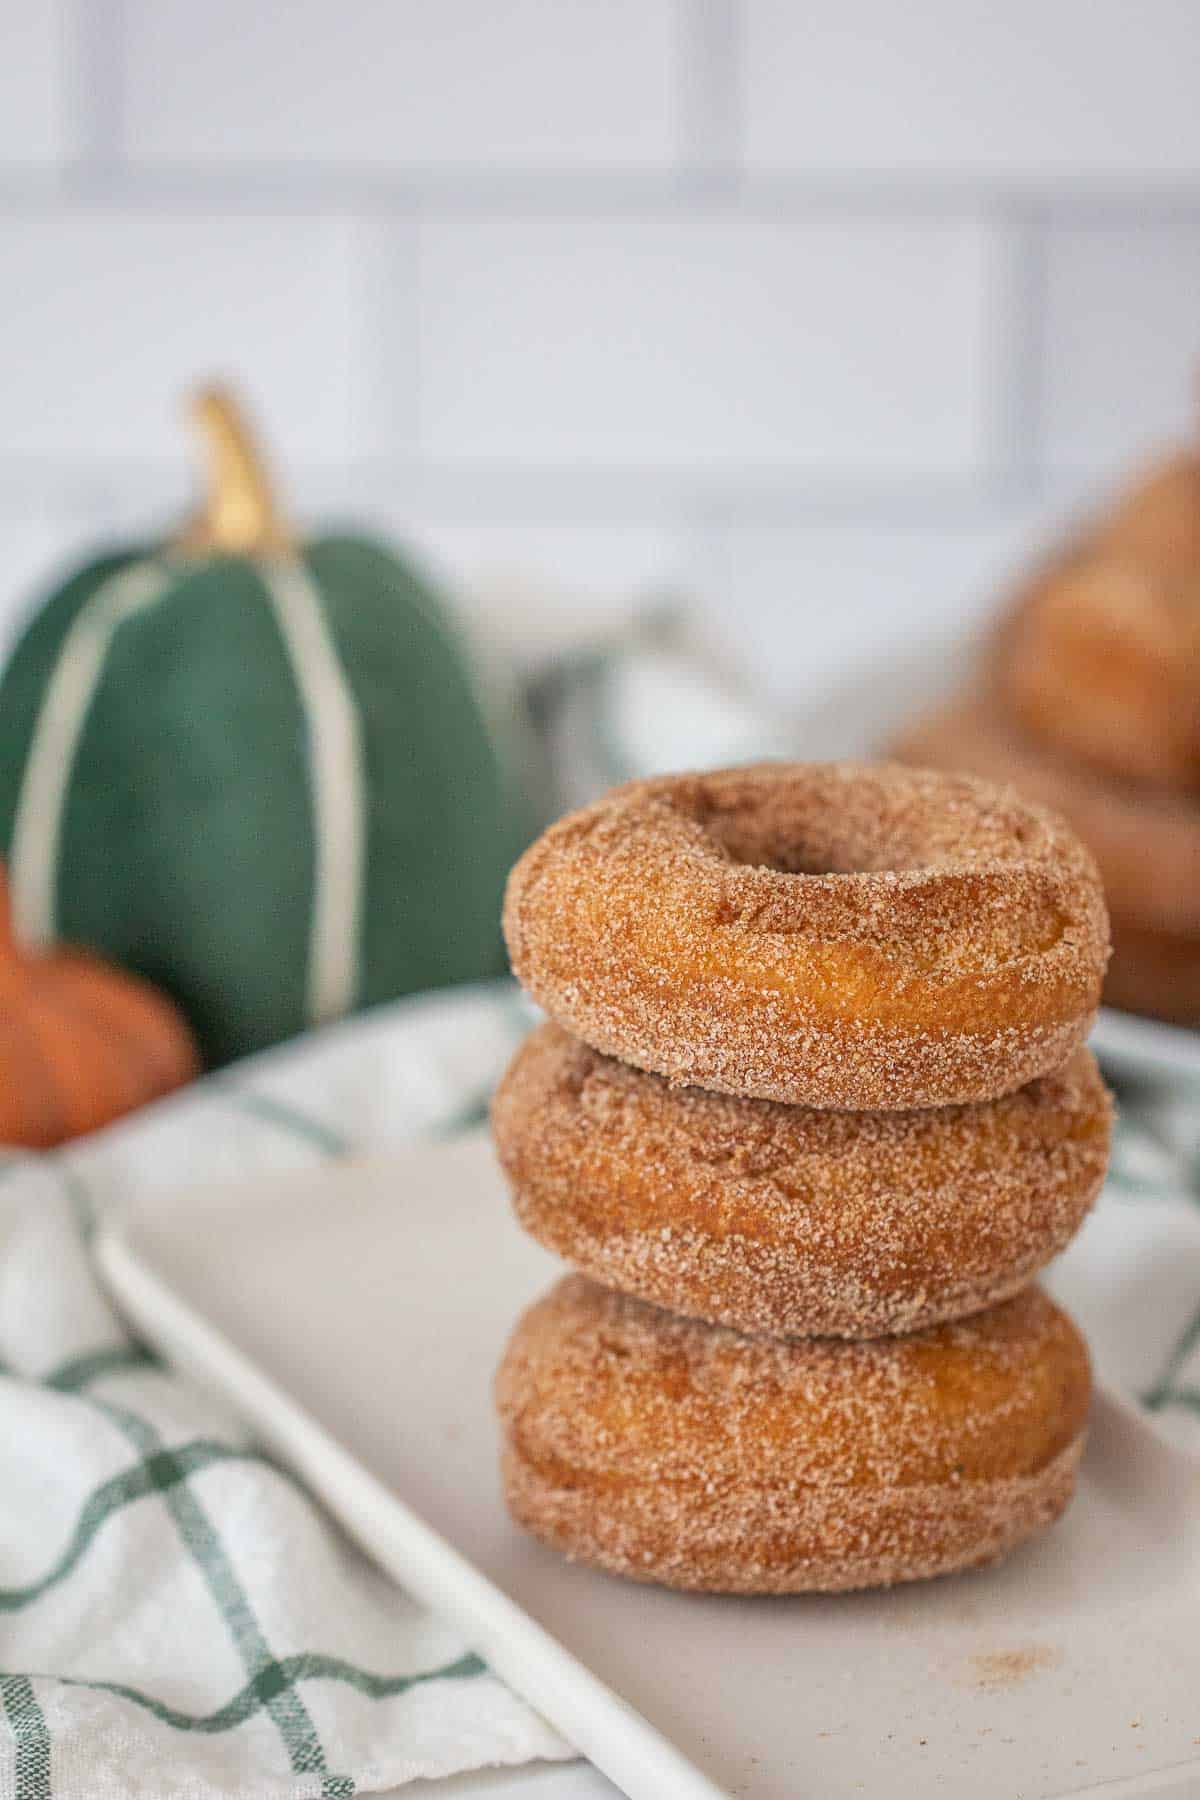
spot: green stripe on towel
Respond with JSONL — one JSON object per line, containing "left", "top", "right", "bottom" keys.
{"left": 5, "top": 1652, "right": 486, "bottom": 1737}
{"left": 0, "top": 1441, "right": 259, "bottom": 1612}
{"left": 1, "top": 1676, "right": 51, "bottom": 1800}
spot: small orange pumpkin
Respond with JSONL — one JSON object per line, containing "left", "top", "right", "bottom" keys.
{"left": 0, "top": 864, "right": 199, "bottom": 1147}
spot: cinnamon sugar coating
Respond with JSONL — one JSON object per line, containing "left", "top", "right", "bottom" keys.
{"left": 893, "top": 700, "right": 1200, "bottom": 938}
{"left": 502, "top": 762, "right": 1109, "bottom": 1109}
{"left": 493, "top": 1024, "right": 1112, "bottom": 1339}
{"left": 496, "top": 1277, "right": 1090, "bottom": 1593}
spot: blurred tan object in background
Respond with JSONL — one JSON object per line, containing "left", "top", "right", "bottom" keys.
{"left": 894, "top": 442, "right": 1200, "bottom": 1027}
{"left": 1097, "top": 450, "right": 1200, "bottom": 580}
{"left": 895, "top": 698, "right": 1200, "bottom": 941}
{"left": 1001, "top": 552, "right": 1200, "bottom": 792}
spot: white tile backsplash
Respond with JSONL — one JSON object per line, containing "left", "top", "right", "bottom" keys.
{"left": 416, "top": 215, "right": 999, "bottom": 476}
{"left": 402, "top": 518, "right": 694, "bottom": 629}
{"left": 122, "top": 0, "right": 683, "bottom": 171}
{"left": 1043, "top": 219, "right": 1200, "bottom": 476}
{"left": 0, "top": 213, "right": 375, "bottom": 461}
{"left": 0, "top": 0, "right": 1194, "bottom": 679}
{"left": 743, "top": 0, "right": 1200, "bottom": 179}
{"left": 698, "top": 507, "right": 1070, "bottom": 709}
{"left": 0, "top": 2, "right": 72, "bottom": 167}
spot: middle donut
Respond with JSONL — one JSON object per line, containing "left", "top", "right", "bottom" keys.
{"left": 493, "top": 1022, "right": 1112, "bottom": 1340}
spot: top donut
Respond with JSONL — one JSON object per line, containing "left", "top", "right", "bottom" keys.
{"left": 503, "top": 762, "right": 1109, "bottom": 1109}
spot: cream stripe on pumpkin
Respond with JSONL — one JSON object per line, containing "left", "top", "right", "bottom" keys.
{"left": 255, "top": 557, "right": 366, "bottom": 1026}
{"left": 8, "top": 560, "right": 172, "bottom": 949}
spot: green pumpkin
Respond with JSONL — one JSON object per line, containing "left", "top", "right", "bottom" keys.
{"left": 0, "top": 389, "right": 540, "bottom": 1066}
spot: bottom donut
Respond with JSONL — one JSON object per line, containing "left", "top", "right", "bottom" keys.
{"left": 495, "top": 1276, "right": 1090, "bottom": 1594}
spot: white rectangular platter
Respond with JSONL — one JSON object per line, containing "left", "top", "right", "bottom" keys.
{"left": 97, "top": 1133, "right": 1200, "bottom": 1800}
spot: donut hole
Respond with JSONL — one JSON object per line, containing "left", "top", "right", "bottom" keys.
{"left": 715, "top": 830, "right": 839, "bottom": 875}
{"left": 689, "top": 782, "right": 928, "bottom": 878}
{"left": 684, "top": 765, "right": 1052, "bottom": 880}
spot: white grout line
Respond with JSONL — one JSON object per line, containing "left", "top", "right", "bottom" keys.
{"left": 975, "top": 205, "right": 1033, "bottom": 498}
{"left": 2, "top": 161, "right": 1200, "bottom": 220}
{"left": 0, "top": 457, "right": 1090, "bottom": 532}
{"left": 989, "top": 201, "right": 1051, "bottom": 499}
{"left": 338, "top": 216, "right": 417, "bottom": 461}
{"left": 60, "top": 0, "right": 126, "bottom": 178}
{"left": 678, "top": 0, "right": 743, "bottom": 192}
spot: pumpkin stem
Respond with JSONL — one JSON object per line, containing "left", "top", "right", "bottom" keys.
{"left": 177, "top": 384, "right": 293, "bottom": 556}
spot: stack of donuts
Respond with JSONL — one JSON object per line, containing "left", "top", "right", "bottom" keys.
{"left": 492, "top": 762, "right": 1112, "bottom": 1594}
{"left": 894, "top": 446, "right": 1200, "bottom": 1025}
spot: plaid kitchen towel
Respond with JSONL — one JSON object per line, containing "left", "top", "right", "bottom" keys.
{"left": 2, "top": 983, "right": 1200, "bottom": 1799}
{"left": 0, "top": 982, "right": 571, "bottom": 1800}
{"left": 1053, "top": 1064, "right": 1200, "bottom": 1438}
